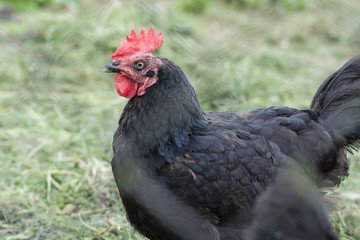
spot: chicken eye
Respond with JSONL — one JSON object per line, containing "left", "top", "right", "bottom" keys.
{"left": 134, "top": 61, "right": 145, "bottom": 70}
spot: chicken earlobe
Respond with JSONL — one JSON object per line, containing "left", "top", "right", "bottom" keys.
{"left": 137, "top": 77, "right": 158, "bottom": 96}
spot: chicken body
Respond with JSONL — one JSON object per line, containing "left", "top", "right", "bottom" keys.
{"left": 107, "top": 54, "right": 360, "bottom": 239}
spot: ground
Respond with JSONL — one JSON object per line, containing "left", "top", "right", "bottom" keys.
{"left": 0, "top": 0, "right": 359, "bottom": 239}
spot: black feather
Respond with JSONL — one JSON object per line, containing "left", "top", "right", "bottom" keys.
{"left": 244, "top": 168, "right": 338, "bottom": 240}
{"left": 110, "top": 55, "right": 360, "bottom": 239}
{"left": 311, "top": 55, "right": 360, "bottom": 151}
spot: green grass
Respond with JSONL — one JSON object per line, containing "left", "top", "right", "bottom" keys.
{"left": 0, "top": 0, "right": 360, "bottom": 239}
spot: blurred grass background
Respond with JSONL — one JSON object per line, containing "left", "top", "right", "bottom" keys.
{"left": 0, "top": 0, "right": 360, "bottom": 239}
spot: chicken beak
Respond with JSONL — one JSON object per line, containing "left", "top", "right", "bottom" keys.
{"left": 103, "top": 62, "right": 124, "bottom": 73}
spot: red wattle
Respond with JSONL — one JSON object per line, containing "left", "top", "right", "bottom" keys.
{"left": 114, "top": 74, "right": 138, "bottom": 99}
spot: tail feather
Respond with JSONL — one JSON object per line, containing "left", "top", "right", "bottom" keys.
{"left": 311, "top": 55, "right": 360, "bottom": 150}
{"left": 244, "top": 168, "right": 338, "bottom": 240}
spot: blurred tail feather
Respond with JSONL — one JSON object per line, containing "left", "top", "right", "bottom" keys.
{"left": 244, "top": 168, "right": 338, "bottom": 240}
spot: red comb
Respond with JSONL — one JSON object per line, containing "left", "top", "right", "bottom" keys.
{"left": 112, "top": 27, "right": 164, "bottom": 61}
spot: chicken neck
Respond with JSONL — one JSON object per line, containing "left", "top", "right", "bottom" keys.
{"left": 116, "top": 58, "right": 209, "bottom": 163}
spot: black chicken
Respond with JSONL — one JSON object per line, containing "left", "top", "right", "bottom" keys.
{"left": 244, "top": 168, "right": 338, "bottom": 240}
{"left": 103, "top": 28, "right": 360, "bottom": 240}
